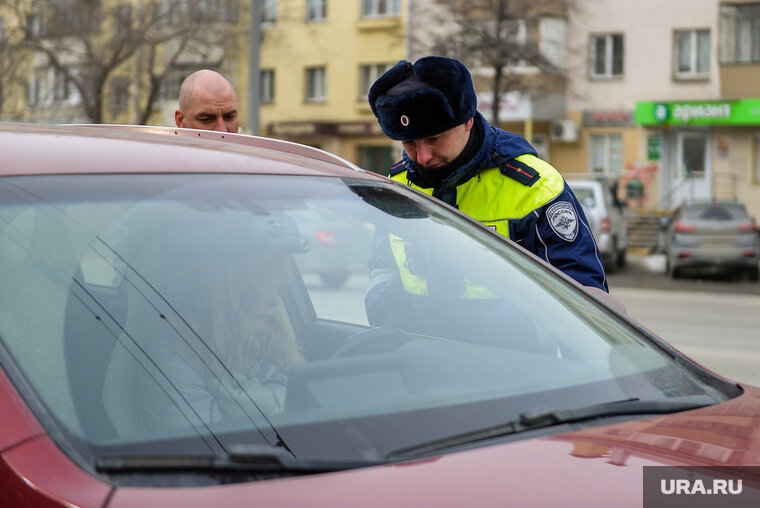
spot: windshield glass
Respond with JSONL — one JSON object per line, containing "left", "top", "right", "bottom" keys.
{"left": 683, "top": 203, "right": 748, "bottom": 221}
{"left": 0, "top": 174, "right": 729, "bottom": 477}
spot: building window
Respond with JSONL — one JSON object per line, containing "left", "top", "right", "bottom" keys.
{"left": 361, "top": 0, "right": 400, "bottom": 18}
{"left": 307, "top": 0, "right": 327, "bottom": 21}
{"left": 359, "top": 63, "right": 391, "bottom": 101}
{"left": 52, "top": 68, "right": 71, "bottom": 103}
{"left": 261, "top": 69, "right": 275, "bottom": 103}
{"left": 156, "top": 0, "right": 239, "bottom": 25}
{"left": 113, "top": 4, "right": 132, "bottom": 36}
{"left": 110, "top": 77, "right": 130, "bottom": 113}
{"left": 359, "top": 145, "right": 392, "bottom": 175}
{"left": 720, "top": 3, "right": 760, "bottom": 63}
{"left": 263, "top": 0, "right": 277, "bottom": 23}
{"left": 589, "top": 133, "right": 623, "bottom": 176}
{"left": 305, "top": 66, "right": 326, "bottom": 103}
{"left": 28, "top": 68, "right": 48, "bottom": 106}
{"left": 40, "top": 1, "right": 98, "bottom": 37}
{"left": 202, "top": 0, "right": 239, "bottom": 22}
{"left": 674, "top": 29, "right": 709, "bottom": 79}
{"left": 590, "top": 33, "right": 623, "bottom": 79}
{"left": 158, "top": 65, "right": 212, "bottom": 102}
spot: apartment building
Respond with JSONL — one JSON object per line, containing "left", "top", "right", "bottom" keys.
{"left": 253, "top": 0, "right": 408, "bottom": 173}
{"left": 4, "top": 0, "right": 760, "bottom": 219}
{"left": 563, "top": 0, "right": 760, "bottom": 219}
{"left": 0, "top": 0, "right": 243, "bottom": 126}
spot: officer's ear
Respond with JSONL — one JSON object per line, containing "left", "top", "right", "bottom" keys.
{"left": 463, "top": 117, "right": 475, "bottom": 132}
{"left": 175, "top": 110, "right": 185, "bottom": 128}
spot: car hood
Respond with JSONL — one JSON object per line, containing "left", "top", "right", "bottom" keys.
{"left": 108, "top": 385, "right": 760, "bottom": 507}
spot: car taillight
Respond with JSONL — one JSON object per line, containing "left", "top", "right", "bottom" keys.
{"left": 742, "top": 250, "right": 757, "bottom": 258}
{"left": 314, "top": 230, "right": 337, "bottom": 248}
{"left": 601, "top": 217, "right": 611, "bottom": 233}
{"left": 675, "top": 222, "right": 696, "bottom": 233}
{"left": 738, "top": 221, "right": 757, "bottom": 233}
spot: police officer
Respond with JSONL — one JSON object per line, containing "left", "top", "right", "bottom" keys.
{"left": 367, "top": 56, "right": 607, "bottom": 303}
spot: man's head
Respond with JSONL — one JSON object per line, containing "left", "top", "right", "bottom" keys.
{"left": 368, "top": 56, "right": 478, "bottom": 169}
{"left": 175, "top": 70, "right": 239, "bottom": 133}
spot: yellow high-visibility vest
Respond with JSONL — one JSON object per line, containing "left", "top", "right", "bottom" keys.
{"left": 391, "top": 154, "right": 565, "bottom": 238}
{"left": 387, "top": 154, "right": 565, "bottom": 297}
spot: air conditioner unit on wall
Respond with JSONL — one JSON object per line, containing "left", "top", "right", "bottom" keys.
{"left": 550, "top": 119, "right": 579, "bottom": 143}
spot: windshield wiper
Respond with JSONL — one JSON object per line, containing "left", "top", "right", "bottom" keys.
{"left": 96, "top": 444, "right": 387, "bottom": 475}
{"left": 386, "top": 395, "right": 715, "bottom": 460}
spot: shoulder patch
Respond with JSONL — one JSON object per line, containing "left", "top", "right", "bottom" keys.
{"left": 546, "top": 201, "right": 578, "bottom": 242}
{"left": 389, "top": 159, "right": 407, "bottom": 177}
{"left": 498, "top": 157, "right": 541, "bottom": 187}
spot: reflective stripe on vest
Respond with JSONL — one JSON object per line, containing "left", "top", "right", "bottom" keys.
{"left": 391, "top": 154, "right": 565, "bottom": 239}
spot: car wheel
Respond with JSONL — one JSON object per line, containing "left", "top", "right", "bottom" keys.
{"left": 320, "top": 271, "right": 350, "bottom": 288}
{"left": 617, "top": 248, "right": 627, "bottom": 268}
{"left": 671, "top": 266, "right": 682, "bottom": 279}
{"left": 605, "top": 243, "right": 618, "bottom": 274}
{"left": 749, "top": 266, "right": 759, "bottom": 282}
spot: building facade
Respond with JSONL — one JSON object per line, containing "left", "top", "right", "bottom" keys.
{"left": 252, "top": 0, "right": 409, "bottom": 174}
{"left": 563, "top": 0, "right": 760, "bottom": 219}
{"left": 3, "top": 0, "right": 760, "bottom": 218}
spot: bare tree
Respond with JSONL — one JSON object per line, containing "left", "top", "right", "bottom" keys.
{"left": 0, "top": 0, "right": 242, "bottom": 124}
{"left": 0, "top": 14, "right": 29, "bottom": 119}
{"left": 413, "top": 0, "right": 572, "bottom": 125}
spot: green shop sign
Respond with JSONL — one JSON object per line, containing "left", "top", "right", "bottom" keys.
{"left": 635, "top": 99, "right": 760, "bottom": 126}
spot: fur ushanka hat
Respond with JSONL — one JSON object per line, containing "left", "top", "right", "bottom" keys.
{"left": 368, "top": 56, "right": 477, "bottom": 141}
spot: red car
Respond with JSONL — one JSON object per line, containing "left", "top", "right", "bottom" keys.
{"left": 1, "top": 123, "right": 759, "bottom": 507}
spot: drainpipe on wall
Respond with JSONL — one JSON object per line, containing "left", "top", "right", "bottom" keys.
{"left": 247, "top": 0, "right": 263, "bottom": 135}
{"left": 406, "top": 0, "right": 414, "bottom": 60}
{"left": 133, "top": 0, "right": 143, "bottom": 124}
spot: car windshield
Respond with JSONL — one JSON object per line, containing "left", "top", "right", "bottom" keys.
{"left": 683, "top": 203, "right": 748, "bottom": 221}
{"left": 0, "top": 173, "right": 732, "bottom": 478}
{"left": 570, "top": 186, "right": 596, "bottom": 206}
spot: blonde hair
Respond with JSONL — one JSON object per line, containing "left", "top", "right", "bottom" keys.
{"left": 198, "top": 254, "right": 303, "bottom": 373}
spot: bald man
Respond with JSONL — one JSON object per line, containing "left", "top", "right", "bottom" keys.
{"left": 175, "top": 70, "right": 240, "bottom": 133}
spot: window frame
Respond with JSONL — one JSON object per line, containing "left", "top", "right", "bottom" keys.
{"left": 305, "top": 66, "right": 327, "bottom": 103}
{"left": 261, "top": 69, "right": 275, "bottom": 104}
{"left": 109, "top": 77, "right": 130, "bottom": 114}
{"left": 306, "top": 0, "right": 327, "bottom": 21}
{"left": 588, "top": 132, "right": 623, "bottom": 176}
{"left": 263, "top": 0, "right": 278, "bottom": 23}
{"left": 361, "top": 0, "right": 400, "bottom": 18}
{"left": 359, "top": 63, "right": 391, "bottom": 101}
{"left": 589, "top": 33, "right": 624, "bottom": 80}
{"left": 673, "top": 28, "right": 710, "bottom": 80}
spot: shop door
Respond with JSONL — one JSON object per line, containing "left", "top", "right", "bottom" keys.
{"left": 669, "top": 131, "right": 710, "bottom": 207}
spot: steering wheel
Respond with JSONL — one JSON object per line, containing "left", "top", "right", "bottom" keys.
{"left": 331, "top": 327, "right": 413, "bottom": 358}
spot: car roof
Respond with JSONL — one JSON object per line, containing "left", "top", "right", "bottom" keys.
{"left": 566, "top": 179, "right": 603, "bottom": 188}
{"left": 681, "top": 198, "right": 745, "bottom": 208}
{"left": 0, "top": 123, "right": 383, "bottom": 180}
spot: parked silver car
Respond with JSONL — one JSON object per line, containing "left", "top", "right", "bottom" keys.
{"left": 567, "top": 179, "right": 628, "bottom": 273}
{"left": 290, "top": 204, "right": 373, "bottom": 287}
{"left": 663, "top": 199, "right": 759, "bottom": 280}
